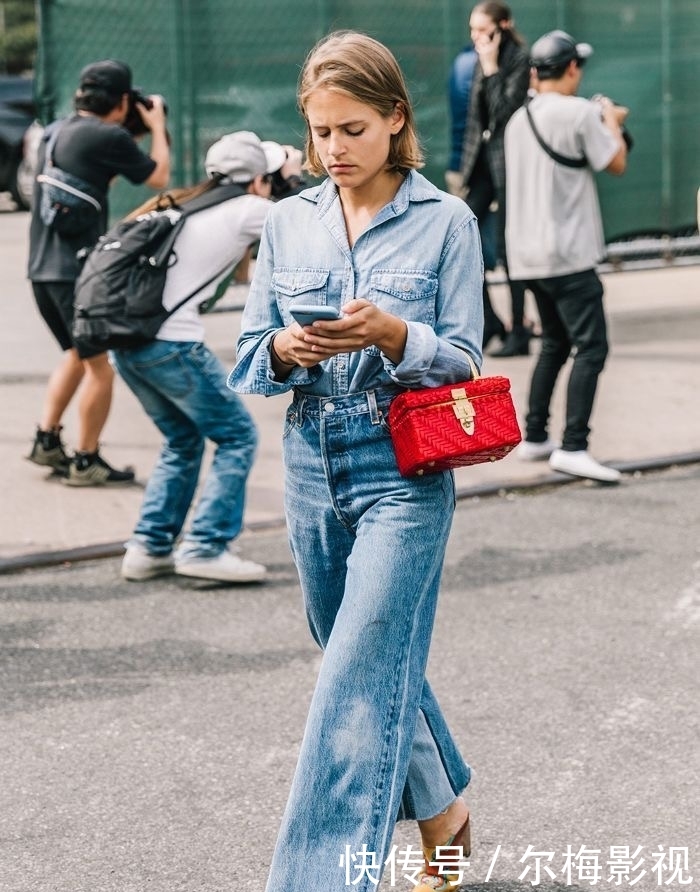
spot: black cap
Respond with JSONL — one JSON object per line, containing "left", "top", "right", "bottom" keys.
{"left": 78, "top": 60, "right": 132, "bottom": 95}
{"left": 530, "top": 30, "right": 593, "bottom": 76}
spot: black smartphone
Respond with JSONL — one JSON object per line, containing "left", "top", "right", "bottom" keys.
{"left": 289, "top": 304, "right": 342, "bottom": 326}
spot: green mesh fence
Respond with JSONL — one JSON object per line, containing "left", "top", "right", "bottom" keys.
{"left": 36, "top": 0, "right": 700, "bottom": 239}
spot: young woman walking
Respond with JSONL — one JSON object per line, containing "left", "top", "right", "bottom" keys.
{"left": 229, "top": 31, "right": 483, "bottom": 892}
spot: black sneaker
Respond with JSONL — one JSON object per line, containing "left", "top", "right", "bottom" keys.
{"left": 27, "top": 426, "right": 71, "bottom": 476}
{"left": 63, "top": 450, "right": 136, "bottom": 487}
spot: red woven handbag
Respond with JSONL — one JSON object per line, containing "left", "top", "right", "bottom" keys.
{"left": 387, "top": 374, "right": 522, "bottom": 477}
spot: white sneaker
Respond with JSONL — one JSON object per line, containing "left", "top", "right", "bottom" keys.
{"left": 175, "top": 548, "right": 267, "bottom": 583}
{"left": 549, "top": 449, "right": 621, "bottom": 484}
{"left": 121, "top": 542, "right": 175, "bottom": 581}
{"left": 515, "top": 437, "right": 560, "bottom": 461}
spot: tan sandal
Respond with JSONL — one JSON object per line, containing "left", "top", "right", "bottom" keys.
{"left": 413, "top": 812, "right": 471, "bottom": 891}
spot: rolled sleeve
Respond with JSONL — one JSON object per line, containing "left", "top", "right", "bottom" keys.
{"left": 383, "top": 213, "right": 483, "bottom": 387}
{"left": 227, "top": 330, "right": 321, "bottom": 395}
{"left": 382, "top": 321, "right": 438, "bottom": 383}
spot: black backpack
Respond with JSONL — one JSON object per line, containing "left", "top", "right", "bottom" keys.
{"left": 72, "top": 183, "right": 245, "bottom": 357}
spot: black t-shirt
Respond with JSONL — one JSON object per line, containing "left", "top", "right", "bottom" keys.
{"left": 27, "top": 113, "right": 157, "bottom": 282}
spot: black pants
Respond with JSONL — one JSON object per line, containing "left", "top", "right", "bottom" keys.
{"left": 466, "top": 148, "right": 526, "bottom": 331}
{"left": 523, "top": 269, "right": 608, "bottom": 452}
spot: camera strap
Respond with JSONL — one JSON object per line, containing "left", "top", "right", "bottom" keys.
{"left": 525, "top": 101, "right": 588, "bottom": 169}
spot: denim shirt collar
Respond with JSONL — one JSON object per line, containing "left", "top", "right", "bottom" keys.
{"left": 299, "top": 168, "right": 441, "bottom": 219}
{"left": 297, "top": 170, "right": 441, "bottom": 258}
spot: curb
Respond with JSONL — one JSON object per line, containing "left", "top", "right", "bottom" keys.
{"left": 2, "top": 451, "right": 699, "bottom": 577}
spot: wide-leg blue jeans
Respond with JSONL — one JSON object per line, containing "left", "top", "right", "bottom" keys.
{"left": 265, "top": 387, "right": 471, "bottom": 892}
{"left": 112, "top": 340, "right": 257, "bottom": 559}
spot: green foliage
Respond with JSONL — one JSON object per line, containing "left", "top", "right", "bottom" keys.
{"left": 0, "top": 0, "right": 38, "bottom": 74}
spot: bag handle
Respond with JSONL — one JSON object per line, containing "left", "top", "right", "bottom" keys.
{"left": 465, "top": 351, "right": 480, "bottom": 380}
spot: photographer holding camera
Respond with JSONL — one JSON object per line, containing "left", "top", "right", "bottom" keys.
{"left": 27, "top": 59, "right": 171, "bottom": 486}
{"left": 504, "top": 30, "right": 628, "bottom": 484}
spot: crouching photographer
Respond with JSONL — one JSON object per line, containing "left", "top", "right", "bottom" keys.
{"left": 111, "top": 131, "right": 291, "bottom": 583}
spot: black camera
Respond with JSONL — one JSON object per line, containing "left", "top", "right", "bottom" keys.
{"left": 123, "top": 88, "right": 168, "bottom": 137}
{"left": 590, "top": 94, "right": 633, "bottom": 152}
{"left": 620, "top": 123, "right": 634, "bottom": 152}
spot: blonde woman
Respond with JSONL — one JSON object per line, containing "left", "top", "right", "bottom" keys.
{"left": 230, "top": 31, "right": 483, "bottom": 892}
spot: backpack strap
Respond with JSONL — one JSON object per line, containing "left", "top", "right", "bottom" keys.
{"left": 163, "top": 258, "right": 238, "bottom": 320}
{"left": 159, "top": 183, "right": 249, "bottom": 318}
{"left": 179, "top": 182, "right": 247, "bottom": 216}
{"left": 525, "top": 101, "right": 588, "bottom": 169}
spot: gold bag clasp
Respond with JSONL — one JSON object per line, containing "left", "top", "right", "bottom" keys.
{"left": 451, "top": 387, "right": 475, "bottom": 435}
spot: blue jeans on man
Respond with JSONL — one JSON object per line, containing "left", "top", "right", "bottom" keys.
{"left": 112, "top": 340, "right": 257, "bottom": 559}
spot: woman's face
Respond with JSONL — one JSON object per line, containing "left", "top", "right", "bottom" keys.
{"left": 469, "top": 9, "right": 499, "bottom": 44}
{"left": 304, "top": 88, "right": 405, "bottom": 192}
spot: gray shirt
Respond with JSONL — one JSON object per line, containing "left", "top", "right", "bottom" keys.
{"left": 158, "top": 193, "right": 273, "bottom": 342}
{"left": 504, "top": 92, "right": 618, "bottom": 279}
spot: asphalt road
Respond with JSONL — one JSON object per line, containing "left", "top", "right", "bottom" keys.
{"left": 1, "top": 464, "right": 698, "bottom": 892}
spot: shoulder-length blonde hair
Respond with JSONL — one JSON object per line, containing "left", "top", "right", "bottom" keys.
{"left": 298, "top": 30, "right": 424, "bottom": 177}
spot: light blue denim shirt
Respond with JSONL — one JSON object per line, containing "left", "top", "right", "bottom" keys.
{"left": 228, "top": 170, "right": 484, "bottom": 397}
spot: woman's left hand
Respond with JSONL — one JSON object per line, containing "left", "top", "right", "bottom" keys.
{"left": 300, "top": 299, "right": 408, "bottom": 364}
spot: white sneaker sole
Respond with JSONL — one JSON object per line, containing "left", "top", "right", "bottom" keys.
{"left": 175, "top": 562, "right": 266, "bottom": 583}
{"left": 121, "top": 564, "right": 174, "bottom": 581}
{"left": 549, "top": 453, "right": 621, "bottom": 484}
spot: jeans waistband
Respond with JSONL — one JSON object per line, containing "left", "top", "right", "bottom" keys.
{"left": 292, "top": 386, "right": 402, "bottom": 421}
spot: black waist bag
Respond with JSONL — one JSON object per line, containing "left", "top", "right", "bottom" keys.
{"left": 38, "top": 123, "right": 104, "bottom": 236}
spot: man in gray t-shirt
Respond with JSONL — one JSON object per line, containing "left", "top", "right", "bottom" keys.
{"left": 504, "top": 30, "right": 628, "bottom": 484}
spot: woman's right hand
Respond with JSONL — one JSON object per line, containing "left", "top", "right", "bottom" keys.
{"left": 270, "top": 325, "right": 330, "bottom": 372}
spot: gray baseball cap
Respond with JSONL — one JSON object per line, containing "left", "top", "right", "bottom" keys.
{"left": 205, "top": 131, "right": 284, "bottom": 182}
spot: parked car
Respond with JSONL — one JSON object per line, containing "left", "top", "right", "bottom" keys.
{"left": 0, "top": 75, "right": 37, "bottom": 209}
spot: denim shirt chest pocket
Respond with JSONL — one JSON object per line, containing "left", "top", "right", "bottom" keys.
{"left": 272, "top": 268, "right": 330, "bottom": 325}
{"left": 365, "top": 270, "right": 438, "bottom": 356}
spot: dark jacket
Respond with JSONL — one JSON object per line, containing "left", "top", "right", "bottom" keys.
{"left": 459, "top": 36, "right": 530, "bottom": 191}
